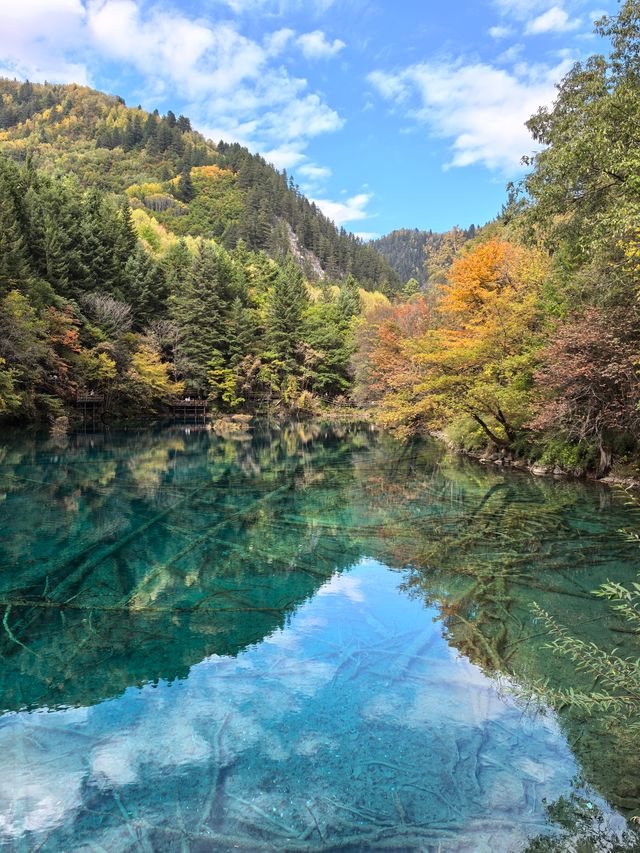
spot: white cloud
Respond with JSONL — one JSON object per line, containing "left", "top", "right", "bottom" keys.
{"left": 87, "top": 0, "right": 265, "bottom": 99}
{"left": 220, "top": 0, "right": 336, "bottom": 13}
{"left": 498, "top": 43, "right": 524, "bottom": 63}
{"left": 354, "top": 231, "right": 379, "bottom": 241}
{"left": 297, "top": 163, "right": 332, "bottom": 194}
{"left": 317, "top": 573, "right": 365, "bottom": 602}
{"left": 367, "top": 69, "right": 408, "bottom": 101}
{"left": 492, "top": 0, "right": 552, "bottom": 18}
{"left": 0, "top": 0, "right": 344, "bottom": 190}
{"left": 298, "top": 164, "right": 332, "bottom": 180}
{"left": 368, "top": 58, "right": 572, "bottom": 172}
{"left": 296, "top": 30, "right": 345, "bottom": 59}
{"left": 489, "top": 25, "right": 514, "bottom": 38}
{"left": 262, "top": 145, "right": 307, "bottom": 169}
{"left": 264, "top": 93, "right": 343, "bottom": 139}
{"left": 312, "top": 192, "right": 373, "bottom": 226}
{"left": 0, "top": 0, "right": 89, "bottom": 83}
{"left": 84, "top": 2, "right": 344, "bottom": 159}
{"left": 264, "top": 27, "right": 295, "bottom": 55}
{"left": 525, "top": 6, "right": 581, "bottom": 34}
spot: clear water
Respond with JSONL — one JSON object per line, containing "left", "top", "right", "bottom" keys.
{"left": 0, "top": 421, "right": 638, "bottom": 852}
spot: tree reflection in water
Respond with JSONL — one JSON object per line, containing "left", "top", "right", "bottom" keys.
{"left": 0, "top": 422, "right": 637, "bottom": 851}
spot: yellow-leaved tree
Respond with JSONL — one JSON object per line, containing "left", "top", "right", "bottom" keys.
{"left": 127, "top": 340, "right": 184, "bottom": 406}
{"left": 357, "top": 237, "right": 550, "bottom": 447}
{"left": 415, "top": 238, "right": 550, "bottom": 448}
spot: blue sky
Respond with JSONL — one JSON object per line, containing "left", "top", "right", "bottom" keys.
{"left": 0, "top": 0, "right": 618, "bottom": 236}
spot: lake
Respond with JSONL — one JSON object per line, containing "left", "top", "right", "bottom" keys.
{"left": 0, "top": 421, "right": 638, "bottom": 851}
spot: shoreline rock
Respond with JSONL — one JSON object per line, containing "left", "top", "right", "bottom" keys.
{"left": 428, "top": 430, "right": 640, "bottom": 491}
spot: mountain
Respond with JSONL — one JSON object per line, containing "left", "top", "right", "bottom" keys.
{"left": 372, "top": 226, "right": 478, "bottom": 286}
{"left": 0, "top": 80, "right": 400, "bottom": 423}
{"left": 0, "top": 78, "right": 399, "bottom": 292}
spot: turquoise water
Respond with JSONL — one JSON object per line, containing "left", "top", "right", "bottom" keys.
{"left": 0, "top": 422, "right": 638, "bottom": 851}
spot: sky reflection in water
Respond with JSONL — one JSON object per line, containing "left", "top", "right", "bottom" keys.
{"left": 0, "top": 422, "right": 637, "bottom": 851}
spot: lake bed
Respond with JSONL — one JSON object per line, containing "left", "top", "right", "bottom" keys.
{"left": 1, "top": 422, "right": 638, "bottom": 851}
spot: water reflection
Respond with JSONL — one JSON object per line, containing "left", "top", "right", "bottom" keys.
{"left": 0, "top": 422, "right": 638, "bottom": 850}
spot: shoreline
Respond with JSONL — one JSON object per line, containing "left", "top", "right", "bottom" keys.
{"left": 428, "top": 429, "right": 640, "bottom": 492}
{"left": 8, "top": 405, "right": 640, "bottom": 491}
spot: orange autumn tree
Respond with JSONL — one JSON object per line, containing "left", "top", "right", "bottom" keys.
{"left": 413, "top": 237, "right": 550, "bottom": 447}
{"left": 353, "top": 296, "right": 433, "bottom": 433}
{"left": 356, "top": 236, "right": 550, "bottom": 445}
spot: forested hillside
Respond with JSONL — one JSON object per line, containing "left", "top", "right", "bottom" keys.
{"left": 0, "top": 77, "right": 405, "bottom": 423}
{"left": 372, "top": 226, "right": 477, "bottom": 287}
{"left": 354, "top": 2, "right": 640, "bottom": 478}
{"left": 2, "top": 1, "right": 640, "bottom": 483}
{"left": 0, "top": 147, "right": 388, "bottom": 421}
{"left": 0, "top": 79, "right": 399, "bottom": 291}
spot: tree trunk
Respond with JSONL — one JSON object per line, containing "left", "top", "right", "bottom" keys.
{"left": 597, "top": 442, "right": 613, "bottom": 477}
{"left": 471, "top": 414, "right": 509, "bottom": 448}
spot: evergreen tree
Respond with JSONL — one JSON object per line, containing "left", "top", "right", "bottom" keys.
{"left": 163, "top": 239, "right": 192, "bottom": 296}
{"left": 266, "top": 259, "right": 308, "bottom": 372}
{"left": 0, "top": 191, "right": 31, "bottom": 296}
{"left": 114, "top": 203, "right": 138, "bottom": 268}
{"left": 170, "top": 243, "right": 231, "bottom": 393}
{"left": 228, "top": 296, "right": 258, "bottom": 367}
{"left": 256, "top": 199, "right": 273, "bottom": 251}
{"left": 174, "top": 167, "right": 195, "bottom": 203}
{"left": 336, "top": 274, "right": 361, "bottom": 321}
{"left": 303, "top": 301, "right": 354, "bottom": 396}
{"left": 80, "top": 189, "right": 120, "bottom": 293}
{"left": 123, "top": 247, "right": 168, "bottom": 327}
{"left": 402, "top": 278, "right": 421, "bottom": 300}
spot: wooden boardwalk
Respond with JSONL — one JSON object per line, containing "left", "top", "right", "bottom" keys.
{"left": 74, "top": 393, "right": 104, "bottom": 419}
{"left": 167, "top": 398, "right": 210, "bottom": 419}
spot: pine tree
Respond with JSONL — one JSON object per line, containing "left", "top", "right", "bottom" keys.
{"left": 80, "top": 189, "right": 119, "bottom": 293}
{"left": 163, "top": 239, "right": 192, "bottom": 296}
{"left": 266, "top": 259, "right": 308, "bottom": 372}
{"left": 336, "top": 274, "right": 361, "bottom": 321}
{"left": 123, "top": 246, "right": 168, "bottom": 327}
{"left": 170, "top": 243, "right": 231, "bottom": 393}
{"left": 0, "top": 192, "right": 31, "bottom": 296}
{"left": 228, "top": 296, "right": 258, "bottom": 367}
{"left": 303, "top": 301, "right": 354, "bottom": 396}
{"left": 256, "top": 198, "right": 273, "bottom": 251}
{"left": 401, "top": 278, "right": 421, "bottom": 300}
{"left": 174, "top": 167, "right": 195, "bottom": 203}
{"left": 115, "top": 203, "right": 138, "bottom": 267}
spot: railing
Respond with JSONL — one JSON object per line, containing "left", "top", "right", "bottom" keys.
{"left": 75, "top": 393, "right": 104, "bottom": 404}
{"left": 166, "top": 398, "right": 209, "bottom": 408}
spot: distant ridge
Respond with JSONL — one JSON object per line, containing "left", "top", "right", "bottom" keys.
{"left": 0, "top": 78, "right": 400, "bottom": 292}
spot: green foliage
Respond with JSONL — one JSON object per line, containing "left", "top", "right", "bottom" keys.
{"left": 173, "top": 166, "right": 195, "bottom": 203}
{"left": 0, "top": 152, "right": 381, "bottom": 422}
{"left": 353, "top": 4, "right": 640, "bottom": 474}
{"left": 170, "top": 242, "right": 233, "bottom": 394}
{"left": 127, "top": 340, "right": 183, "bottom": 406}
{"left": 207, "top": 351, "right": 245, "bottom": 411}
{"left": 0, "top": 76, "right": 407, "bottom": 423}
{"left": 531, "top": 597, "right": 640, "bottom": 726}
{"left": 372, "top": 226, "right": 479, "bottom": 286}
{"left": 303, "top": 300, "right": 354, "bottom": 397}
{"left": 444, "top": 414, "right": 487, "bottom": 452}
{"left": 401, "top": 278, "right": 421, "bottom": 300}
{"left": 0, "top": 78, "right": 399, "bottom": 292}
{"left": 536, "top": 437, "right": 598, "bottom": 472}
{"left": 266, "top": 259, "right": 308, "bottom": 373}
{"left": 519, "top": 0, "right": 640, "bottom": 305}
{"left": 527, "top": 513, "right": 640, "bottom": 770}
{"left": 0, "top": 358, "right": 20, "bottom": 414}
